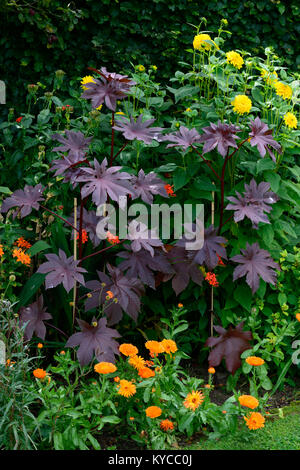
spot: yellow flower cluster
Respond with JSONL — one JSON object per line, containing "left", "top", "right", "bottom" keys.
{"left": 231, "top": 95, "right": 252, "bottom": 114}
{"left": 193, "top": 34, "right": 212, "bottom": 51}
{"left": 226, "top": 51, "right": 244, "bottom": 69}
{"left": 284, "top": 112, "right": 297, "bottom": 129}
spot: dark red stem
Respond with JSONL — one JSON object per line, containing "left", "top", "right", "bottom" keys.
{"left": 40, "top": 205, "right": 79, "bottom": 232}
{"left": 80, "top": 242, "right": 121, "bottom": 262}
{"left": 191, "top": 146, "right": 221, "bottom": 181}
{"left": 109, "top": 112, "right": 115, "bottom": 167}
{"left": 112, "top": 141, "right": 129, "bottom": 164}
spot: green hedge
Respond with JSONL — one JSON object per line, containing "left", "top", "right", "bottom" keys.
{"left": 1, "top": 0, "right": 300, "bottom": 109}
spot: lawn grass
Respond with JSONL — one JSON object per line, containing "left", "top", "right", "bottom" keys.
{"left": 184, "top": 403, "right": 300, "bottom": 450}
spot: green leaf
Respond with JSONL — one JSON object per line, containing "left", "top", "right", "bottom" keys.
{"left": 264, "top": 171, "right": 280, "bottom": 192}
{"left": 17, "top": 273, "right": 46, "bottom": 307}
{"left": 233, "top": 285, "right": 253, "bottom": 312}
{"left": 101, "top": 416, "right": 121, "bottom": 424}
{"left": 27, "top": 240, "right": 51, "bottom": 256}
{"left": 256, "top": 159, "right": 276, "bottom": 174}
{"left": 86, "top": 433, "right": 101, "bottom": 450}
{"left": 0, "top": 186, "right": 12, "bottom": 195}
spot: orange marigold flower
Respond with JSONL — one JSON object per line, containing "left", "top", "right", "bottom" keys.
{"left": 76, "top": 229, "right": 88, "bottom": 244}
{"left": 12, "top": 248, "right": 31, "bottom": 266}
{"left": 106, "top": 290, "right": 114, "bottom": 299}
{"left": 239, "top": 395, "right": 259, "bottom": 409}
{"left": 245, "top": 356, "right": 265, "bottom": 366}
{"left": 183, "top": 391, "right": 204, "bottom": 411}
{"left": 106, "top": 231, "right": 120, "bottom": 245}
{"left": 145, "top": 340, "right": 164, "bottom": 355}
{"left": 0, "top": 244, "right": 3, "bottom": 257}
{"left": 208, "top": 367, "right": 215, "bottom": 374}
{"left": 222, "top": 410, "right": 227, "bottom": 414}
{"left": 119, "top": 343, "right": 138, "bottom": 357}
{"left": 129, "top": 355, "right": 146, "bottom": 370}
{"left": 138, "top": 367, "right": 155, "bottom": 379}
{"left": 244, "top": 412, "right": 265, "bottom": 430}
{"left": 129, "top": 416, "right": 135, "bottom": 421}
{"left": 16, "top": 237, "right": 32, "bottom": 250}
{"left": 164, "top": 184, "right": 176, "bottom": 197}
{"left": 296, "top": 313, "right": 300, "bottom": 322}
{"left": 178, "top": 303, "right": 183, "bottom": 308}
{"left": 33, "top": 368, "right": 47, "bottom": 379}
{"left": 94, "top": 362, "right": 117, "bottom": 374}
{"left": 204, "top": 384, "right": 211, "bottom": 389}
{"left": 60, "top": 350, "right": 65, "bottom": 355}
{"left": 114, "top": 376, "right": 120, "bottom": 383}
{"left": 205, "top": 272, "right": 219, "bottom": 287}
{"left": 161, "top": 339, "right": 178, "bottom": 355}
{"left": 160, "top": 419, "right": 174, "bottom": 431}
{"left": 37, "top": 343, "right": 43, "bottom": 349}
{"left": 6, "top": 359, "right": 16, "bottom": 367}
{"left": 117, "top": 379, "right": 136, "bottom": 397}
{"left": 145, "top": 406, "right": 162, "bottom": 418}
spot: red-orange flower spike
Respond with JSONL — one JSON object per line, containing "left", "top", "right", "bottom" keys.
{"left": 77, "top": 229, "right": 88, "bottom": 244}
{"left": 0, "top": 244, "right": 4, "bottom": 258}
{"left": 205, "top": 272, "right": 219, "bottom": 287}
{"left": 165, "top": 184, "right": 176, "bottom": 197}
{"left": 106, "top": 231, "right": 120, "bottom": 245}
{"left": 16, "top": 237, "right": 32, "bottom": 250}
{"left": 217, "top": 254, "right": 225, "bottom": 266}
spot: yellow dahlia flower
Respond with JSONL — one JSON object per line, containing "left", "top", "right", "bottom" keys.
{"left": 226, "top": 51, "right": 244, "bottom": 69}
{"left": 274, "top": 81, "right": 292, "bottom": 100}
{"left": 231, "top": 95, "right": 252, "bottom": 114}
{"left": 284, "top": 112, "right": 297, "bottom": 129}
{"left": 193, "top": 34, "right": 212, "bottom": 51}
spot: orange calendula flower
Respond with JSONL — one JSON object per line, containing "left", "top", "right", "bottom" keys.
{"left": 160, "top": 419, "right": 174, "bottom": 431}
{"left": 204, "top": 384, "right": 211, "bottom": 389}
{"left": 138, "top": 367, "right": 155, "bottom": 379}
{"left": 296, "top": 313, "right": 300, "bottom": 322}
{"left": 76, "top": 229, "right": 88, "bottom": 244}
{"left": 183, "top": 391, "right": 204, "bottom": 411}
{"left": 94, "top": 362, "right": 117, "bottom": 374}
{"left": 245, "top": 356, "right": 265, "bottom": 366}
{"left": 60, "top": 350, "right": 66, "bottom": 355}
{"left": 244, "top": 412, "right": 265, "bottom": 430}
{"left": 208, "top": 367, "right": 215, "bottom": 374}
{"left": 129, "top": 416, "right": 135, "bottom": 421}
{"left": 119, "top": 343, "right": 138, "bottom": 357}
{"left": 145, "top": 340, "right": 164, "bottom": 356}
{"left": 37, "top": 343, "right": 43, "bottom": 349}
{"left": 161, "top": 339, "right": 178, "bottom": 355}
{"left": 0, "top": 244, "right": 4, "bottom": 257}
{"left": 129, "top": 355, "right": 146, "bottom": 370}
{"left": 117, "top": 379, "right": 136, "bottom": 397}
{"left": 6, "top": 359, "right": 16, "bottom": 367}
{"left": 145, "top": 360, "right": 154, "bottom": 367}
{"left": 145, "top": 406, "right": 162, "bottom": 418}
{"left": 114, "top": 376, "right": 120, "bottom": 383}
{"left": 12, "top": 248, "right": 31, "bottom": 266}
{"left": 222, "top": 410, "right": 227, "bottom": 414}
{"left": 205, "top": 272, "right": 219, "bottom": 287}
{"left": 238, "top": 395, "right": 259, "bottom": 410}
{"left": 164, "top": 184, "right": 176, "bottom": 197}
{"left": 106, "top": 231, "right": 120, "bottom": 245}
{"left": 178, "top": 303, "right": 183, "bottom": 308}
{"left": 33, "top": 368, "right": 47, "bottom": 379}
{"left": 106, "top": 290, "right": 114, "bottom": 299}
{"left": 16, "top": 237, "right": 32, "bottom": 250}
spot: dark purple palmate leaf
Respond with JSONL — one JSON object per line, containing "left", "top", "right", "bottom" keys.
{"left": 0, "top": 184, "right": 44, "bottom": 219}
{"left": 130, "top": 169, "right": 168, "bottom": 204}
{"left": 231, "top": 242, "right": 280, "bottom": 294}
{"left": 177, "top": 225, "right": 227, "bottom": 270}
{"left": 81, "top": 68, "right": 135, "bottom": 111}
{"left": 118, "top": 245, "right": 174, "bottom": 289}
{"left": 50, "top": 154, "right": 86, "bottom": 187}
{"left": 163, "top": 126, "right": 202, "bottom": 150}
{"left": 113, "top": 114, "right": 164, "bottom": 144}
{"left": 37, "top": 248, "right": 87, "bottom": 293}
{"left": 67, "top": 208, "right": 103, "bottom": 247}
{"left": 84, "top": 265, "right": 145, "bottom": 325}
{"left": 19, "top": 295, "right": 52, "bottom": 342}
{"left": 162, "top": 246, "right": 203, "bottom": 295}
{"left": 51, "top": 130, "right": 92, "bottom": 159}
{"left": 205, "top": 322, "right": 252, "bottom": 374}
{"left": 226, "top": 178, "right": 279, "bottom": 228}
{"left": 127, "top": 220, "right": 164, "bottom": 257}
{"left": 75, "top": 158, "right": 135, "bottom": 206}
{"left": 249, "top": 117, "right": 282, "bottom": 162}
{"left": 66, "top": 317, "right": 121, "bottom": 366}
{"left": 199, "top": 121, "right": 241, "bottom": 157}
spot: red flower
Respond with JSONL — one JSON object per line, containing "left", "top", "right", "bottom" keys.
{"left": 16, "top": 117, "right": 23, "bottom": 123}
{"left": 164, "top": 184, "right": 176, "bottom": 197}
{"left": 77, "top": 229, "right": 88, "bottom": 244}
{"left": 205, "top": 272, "right": 219, "bottom": 287}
